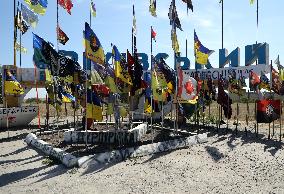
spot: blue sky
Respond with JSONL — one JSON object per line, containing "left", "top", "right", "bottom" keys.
{"left": 1, "top": 0, "right": 284, "bottom": 98}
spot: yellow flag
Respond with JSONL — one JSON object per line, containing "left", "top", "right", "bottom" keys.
{"left": 144, "top": 98, "right": 152, "bottom": 113}
{"left": 171, "top": 30, "right": 179, "bottom": 53}
{"left": 106, "top": 103, "right": 114, "bottom": 115}
{"left": 86, "top": 103, "right": 103, "bottom": 121}
{"left": 151, "top": 69, "right": 168, "bottom": 102}
{"left": 24, "top": 0, "right": 47, "bottom": 15}
{"left": 280, "top": 69, "right": 284, "bottom": 81}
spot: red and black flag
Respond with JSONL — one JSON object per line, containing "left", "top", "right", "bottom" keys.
{"left": 256, "top": 100, "right": 280, "bottom": 123}
{"left": 151, "top": 27, "right": 157, "bottom": 42}
{"left": 58, "top": 0, "right": 73, "bottom": 15}
{"left": 127, "top": 50, "right": 143, "bottom": 95}
{"left": 217, "top": 78, "right": 232, "bottom": 119}
{"left": 272, "top": 67, "right": 281, "bottom": 94}
{"left": 57, "top": 25, "right": 69, "bottom": 45}
{"left": 181, "top": 0, "right": 193, "bottom": 13}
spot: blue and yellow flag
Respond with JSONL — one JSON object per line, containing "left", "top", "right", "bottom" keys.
{"left": 112, "top": 45, "right": 132, "bottom": 85}
{"left": 24, "top": 0, "right": 48, "bottom": 15}
{"left": 4, "top": 70, "right": 24, "bottom": 95}
{"left": 91, "top": 0, "right": 96, "bottom": 17}
{"left": 62, "top": 91, "right": 75, "bottom": 103}
{"left": 194, "top": 30, "right": 214, "bottom": 66}
{"left": 21, "top": 4, "right": 39, "bottom": 28}
{"left": 259, "top": 72, "right": 270, "bottom": 90}
{"left": 84, "top": 22, "right": 105, "bottom": 65}
{"left": 86, "top": 89, "right": 103, "bottom": 121}
{"left": 33, "top": 33, "right": 48, "bottom": 69}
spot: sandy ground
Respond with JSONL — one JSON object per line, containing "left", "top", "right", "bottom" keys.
{"left": 1, "top": 123, "right": 284, "bottom": 194}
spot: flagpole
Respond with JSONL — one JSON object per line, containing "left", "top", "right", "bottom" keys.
{"left": 14, "top": 0, "right": 17, "bottom": 67}
{"left": 150, "top": 25, "right": 154, "bottom": 143}
{"left": 84, "top": 34, "right": 88, "bottom": 150}
{"left": 219, "top": 0, "right": 224, "bottom": 130}
{"left": 54, "top": 0, "right": 60, "bottom": 134}
{"left": 132, "top": 4, "right": 134, "bottom": 55}
{"left": 89, "top": 1, "right": 94, "bottom": 130}
{"left": 173, "top": 0, "right": 178, "bottom": 133}
{"left": 90, "top": 0, "right": 92, "bottom": 27}
{"left": 19, "top": 3, "right": 22, "bottom": 81}
{"left": 257, "top": 0, "right": 259, "bottom": 28}
{"left": 56, "top": 0, "right": 59, "bottom": 51}
{"left": 221, "top": 0, "right": 224, "bottom": 49}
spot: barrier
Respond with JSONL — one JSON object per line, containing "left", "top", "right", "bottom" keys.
{"left": 78, "top": 133, "right": 207, "bottom": 168}
{"left": 25, "top": 133, "right": 78, "bottom": 168}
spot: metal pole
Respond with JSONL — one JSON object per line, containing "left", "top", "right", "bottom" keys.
{"left": 90, "top": 0, "right": 92, "bottom": 27}
{"left": 221, "top": 0, "right": 224, "bottom": 49}
{"left": 14, "top": 0, "right": 17, "bottom": 67}
{"left": 173, "top": 0, "right": 178, "bottom": 133}
{"left": 257, "top": 0, "right": 259, "bottom": 28}
{"left": 150, "top": 26, "right": 154, "bottom": 142}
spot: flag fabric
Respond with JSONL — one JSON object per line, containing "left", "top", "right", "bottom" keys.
{"left": 132, "top": 5, "right": 137, "bottom": 36}
{"left": 45, "top": 69, "right": 52, "bottom": 84}
{"left": 105, "top": 66, "right": 119, "bottom": 93}
{"left": 58, "top": 0, "right": 73, "bottom": 15}
{"left": 149, "top": 0, "right": 157, "bottom": 17}
{"left": 92, "top": 84, "right": 110, "bottom": 96}
{"left": 112, "top": 45, "right": 132, "bottom": 85}
{"left": 16, "top": 8, "right": 30, "bottom": 34}
{"left": 272, "top": 67, "right": 281, "bottom": 94}
{"left": 61, "top": 91, "right": 75, "bottom": 103}
{"left": 177, "top": 68, "right": 198, "bottom": 104}
{"left": 151, "top": 27, "right": 157, "bottom": 42}
{"left": 90, "top": 70, "right": 104, "bottom": 85}
{"left": 106, "top": 103, "right": 114, "bottom": 115}
{"left": 181, "top": 0, "right": 193, "bottom": 13}
{"left": 84, "top": 22, "right": 105, "bottom": 65}
{"left": 21, "top": 4, "right": 39, "bottom": 28}
{"left": 259, "top": 72, "right": 270, "bottom": 90}
{"left": 15, "top": 42, "right": 28, "bottom": 54}
{"left": 275, "top": 55, "right": 284, "bottom": 81}
{"left": 144, "top": 98, "right": 153, "bottom": 113}
{"left": 57, "top": 25, "right": 69, "bottom": 45}
{"left": 127, "top": 49, "right": 135, "bottom": 67}
{"left": 217, "top": 78, "right": 232, "bottom": 119}
{"left": 228, "top": 70, "right": 245, "bottom": 95}
{"left": 4, "top": 69, "right": 24, "bottom": 95}
{"left": 157, "top": 58, "right": 176, "bottom": 98}
{"left": 91, "top": 0, "right": 96, "bottom": 17}
{"left": 24, "top": 0, "right": 48, "bottom": 15}
{"left": 250, "top": 0, "right": 255, "bottom": 5}
{"left": 127, "top": 50, "right": 143, "bottom": 94}
{"left": 168, "top": 0, "right": 183, "bottom": 31}
{"left": 256, "top": 100, "right": 280, "bottom": 123}
{"left": 194, "top": 30, "right": 214, "bottom": 66}
{"left": 32, "top": 33, "right": 49, "bottom": 69}
{"left": 171, "top": 29, "right": 180, "bottom": 53}
{"left": 279, "top": 69, "right": 284, "bottom": 81}
{"left": 249, "top": 71, "right": 261, "bottom": 90}
{"left": 151, "top": 62, "right": 168, "bottom": 102}
{"left": 86, "top": 89, "right": 103, "bottom": 121}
